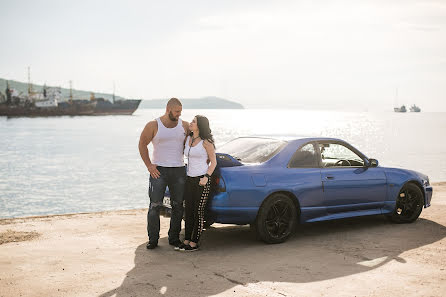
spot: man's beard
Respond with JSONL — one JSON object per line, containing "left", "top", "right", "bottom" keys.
{"left": 168, "top": 111, "right": 178, "bottom": 121}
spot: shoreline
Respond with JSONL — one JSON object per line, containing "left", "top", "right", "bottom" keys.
{"left": 1, "top": 181, "right": 445, "bottom": 222}
{"left": 0, "top": 208, "right": 148, "bottom": 224}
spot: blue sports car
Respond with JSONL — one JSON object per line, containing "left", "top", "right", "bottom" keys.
{"left": 164, "top": 137, "right": 433, "bottom": 244}
{"left": 210, "top": 137, "right": 432, "bottom": 243}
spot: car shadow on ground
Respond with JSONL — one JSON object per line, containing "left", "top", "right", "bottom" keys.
{"left": 99, "top": 215, "right": 446, "bottom": 297}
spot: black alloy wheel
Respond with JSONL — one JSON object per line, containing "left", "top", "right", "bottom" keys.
{"left": 255, "top": 193, "right": 297, "bottom": 243}
{"left": 388, "top": 183, "right": 424, "bottom": 223}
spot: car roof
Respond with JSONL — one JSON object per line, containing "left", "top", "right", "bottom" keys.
{"left": 239, "top": 136, "right": 345, "bottom": 144}
{"left": 288, "top": 137, "right": 343, "bottom": 143}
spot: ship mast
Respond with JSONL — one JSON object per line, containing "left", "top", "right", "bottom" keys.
{"left": 5, "top": 81, "right": 11, "bottom": 104}
{"left": 112, "top": 81, "right": 115, "bottom": 104}
{"left": 69, "top": 80, "right": 73, "bottom": 104}
{"left": 27, "top": 66, "right": 34, "bottom": 102}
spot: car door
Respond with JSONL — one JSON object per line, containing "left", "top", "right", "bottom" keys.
{"left": 287, "top": 142, "right": 325, "bottom": 222}
{"left": 318, "top": 141, "right": 387, "bottom": 214}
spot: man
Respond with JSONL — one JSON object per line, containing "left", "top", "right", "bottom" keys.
{"left": 139, "top": 98, "right": 189, "bottom": 249}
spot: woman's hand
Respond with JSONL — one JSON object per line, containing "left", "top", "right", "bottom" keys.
{"left": 199, "top": 176, "right": 209, "bottom": 186}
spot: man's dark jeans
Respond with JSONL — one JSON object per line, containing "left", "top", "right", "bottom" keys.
{"left": 147, "top": 166, "right": 186, "bottom": 245}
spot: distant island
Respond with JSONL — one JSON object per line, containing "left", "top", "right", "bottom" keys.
{"left": 140, "top": 96, "right": 244, "bottom": 109}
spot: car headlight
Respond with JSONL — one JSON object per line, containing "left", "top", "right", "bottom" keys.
{"left": 423, "top": 177, "right": 430, "bottom": 187}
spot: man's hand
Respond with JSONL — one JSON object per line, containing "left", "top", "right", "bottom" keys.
{"left": 148, "top": 164, "right": 161, "bottom": 179}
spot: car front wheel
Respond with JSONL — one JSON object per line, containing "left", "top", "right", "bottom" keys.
{"left": 388, "top": 183, "right": 424, "bottom": 223}
{"left": 255, "top": 193, "right": 297, "bottom": 244}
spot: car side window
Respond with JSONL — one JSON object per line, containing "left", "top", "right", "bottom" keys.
{"left": 319, "top": 143, "right": 364, "bottom": 167}
{"left": 288, "top": 143, "right": 318, "bottom": 168}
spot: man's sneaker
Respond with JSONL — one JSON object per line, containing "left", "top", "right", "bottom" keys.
{"left": 180, "top": 244, "right": 199, "bottom": 252}
{"left": 174, "top": 242, "right": 188, "bottom": 251}
{"left": 146, "top": 242, "right": 158, "bottom": 250}
{"left": 169, "top": 240, "right": 182, "bottom": 250}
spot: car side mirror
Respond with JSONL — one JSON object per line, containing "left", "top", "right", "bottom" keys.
{"left": 368, "top": 158, "right": 379, "bottom": 167}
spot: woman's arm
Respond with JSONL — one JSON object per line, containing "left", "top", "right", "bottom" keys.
{"left": 203, "top": 140, "right": 217, "bottom": 176}
{"left": 199, "top": 140, "right": 217, "bottom": 186}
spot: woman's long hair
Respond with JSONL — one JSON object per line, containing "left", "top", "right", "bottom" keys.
{"left": 192, "top": 115, "right": 215, "bottom": 147}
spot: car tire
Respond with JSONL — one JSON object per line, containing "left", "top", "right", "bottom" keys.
{"left": 255, "top": 193, "right": 297, "bottom": 244}
{"left": 387, "top": 183, "right": 423, "bottom": 224}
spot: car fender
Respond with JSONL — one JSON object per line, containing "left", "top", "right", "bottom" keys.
{"left": 382, "top": 168, "right": 431, "bottom": 212}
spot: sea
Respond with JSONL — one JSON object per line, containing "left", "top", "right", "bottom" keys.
{"left": 1, "top": 109, "right": 445, "bottom": 218}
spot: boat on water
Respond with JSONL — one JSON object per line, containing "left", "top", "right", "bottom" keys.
{"left": 0, "top": 82, "right": 141, "bottom": 117}
{"left": 394, "top": 105, "right": 407, "bottom": 113}
{"left": 0, "top": 84, "right": 96, "bottom": 117}
{"left": 409, "top": 104, "right": 421, "bottom": 112}
{"left": 90, "top": 94, "right": 141, "bottom": 115}
{"left": 393, "top": 88, "right": 407, "bottom": 113}
{"left": 0, "top": 100, "right": 97, "bottom": 117}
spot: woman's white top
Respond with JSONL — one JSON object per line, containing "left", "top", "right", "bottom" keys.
{"left": 184, "top": 136, "right": 209, "bottom": 177}
{"left": 151, "top": 118, "right": 185, "bottom": 167}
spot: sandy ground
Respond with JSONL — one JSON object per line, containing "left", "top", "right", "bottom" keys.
{"left": 1, "top": 183, "right": 446, "bottom": 297}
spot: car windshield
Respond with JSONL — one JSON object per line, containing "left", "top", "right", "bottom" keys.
{"left": 217, "top": 138, "right": 287, "bottom": 164}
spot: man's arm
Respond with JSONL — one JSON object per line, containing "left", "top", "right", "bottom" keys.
{"left": 182, "top": 120, "right": 190, "bottom": 136}
{"left": 182, "top": 120, "right": 190, "bottom": 147}
{"left": 138, "top": 121, "right": 161, "bottom": 178}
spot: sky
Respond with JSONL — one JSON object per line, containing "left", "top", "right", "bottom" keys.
{"left": 1, "top": 0, "right": 445, "bottom": 111}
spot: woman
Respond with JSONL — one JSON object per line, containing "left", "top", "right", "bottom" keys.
{"left": 178, "top": 115, "right": 217, "bottom": 252}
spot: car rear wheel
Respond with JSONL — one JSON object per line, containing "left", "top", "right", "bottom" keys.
{"left": 388, "top": 183, "right": 423, "bottom": 223}
{"left": 255, "top": 193, "right": 297, "bottom": 244}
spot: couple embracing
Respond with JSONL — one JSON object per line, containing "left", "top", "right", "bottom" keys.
{"left": 138, "top": 98, "right": 216, "bottom": 252}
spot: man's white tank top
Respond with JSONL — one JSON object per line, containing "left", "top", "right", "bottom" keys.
{"left": 184, "top": 136, "right": 209, "bottom": 177}
{"left": 151, "top": 118, "right": 185, "bottom": 167}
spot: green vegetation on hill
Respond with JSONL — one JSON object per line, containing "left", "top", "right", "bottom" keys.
{"left": 0, "top": 78, "right": 125, "bottom": 102}
{"left": 140, "top": 96, "right": 244, "bottom": 109}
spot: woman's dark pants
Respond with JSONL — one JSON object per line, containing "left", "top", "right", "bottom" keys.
{"left": 184, "top": 176, "right": 211, "bottom": 243}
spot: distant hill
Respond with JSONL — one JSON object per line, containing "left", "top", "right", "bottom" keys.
{"left": 0, "top": 78, "right": 126, "bottom": 102}
{"left": 140, "top": 96, "right": 244, "bottom": 109}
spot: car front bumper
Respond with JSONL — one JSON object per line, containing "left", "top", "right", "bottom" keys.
{"left": 424, "top": 185, "right": 433, "bottom": 207}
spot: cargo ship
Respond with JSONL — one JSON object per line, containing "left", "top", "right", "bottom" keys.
{"left": 0, "top": 76, "right": 141, "bottom": 117}
{"left": 91, "top": 94, "right": 141, "bottom": 115}
{"left": 0, "top": 83, "right": 96, "bottom": 117}
{"left": 0, "top": 101, "right": 97, "bottom": 117}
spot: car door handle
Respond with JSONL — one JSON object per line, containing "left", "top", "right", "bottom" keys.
{"left": 325, "top": 176, "right": 335, "bottom": 180}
